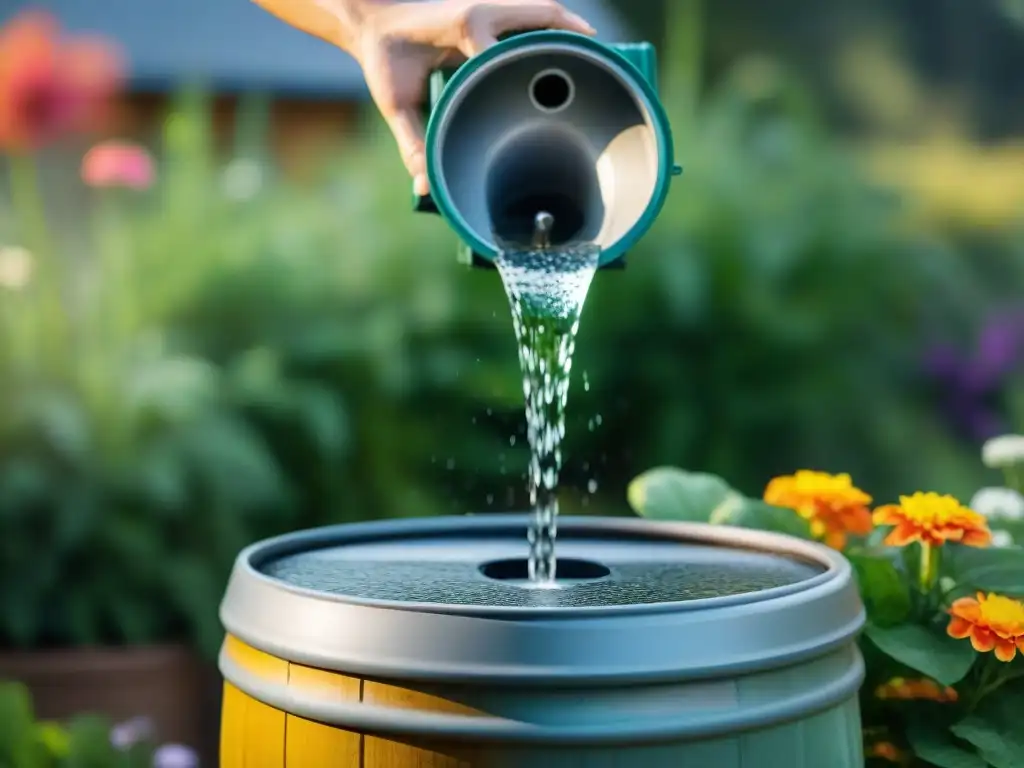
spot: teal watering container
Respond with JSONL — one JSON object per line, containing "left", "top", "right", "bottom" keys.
{"left": 413, "top": 31, "right": 681, "bottom": 268}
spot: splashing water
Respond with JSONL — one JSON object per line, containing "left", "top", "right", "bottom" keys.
{"left": 495, "top": 237, "right": 600, "bottom": 585}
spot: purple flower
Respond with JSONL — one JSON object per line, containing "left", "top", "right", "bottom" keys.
{"left": 924, "top": 309, "right": 1024, "bottom": 441}
{"left": 109, "top": 717, "right": 155, "bottom": 751}
{"left": 152, "top": 744, "right": 199, "bottom": 768}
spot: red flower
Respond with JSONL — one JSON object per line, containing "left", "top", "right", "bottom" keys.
{"left": 0, "top": 11, "right": 122, "bottom": 152}
{"left": 82, "top": 141, "right": 154, "bottom": 189}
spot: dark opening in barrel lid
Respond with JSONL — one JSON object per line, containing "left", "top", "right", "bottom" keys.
{"left": 219, "top": 514, "right": 865, "bottom": 684}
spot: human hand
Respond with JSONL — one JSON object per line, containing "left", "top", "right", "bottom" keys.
{"left": 353, "top": 0, "right": 596, "bottom": 195}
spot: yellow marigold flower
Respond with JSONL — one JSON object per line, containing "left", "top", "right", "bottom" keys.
{"left": 874, "top": 676, "right": 958, "bottom": 703}
{"left": 947, "top": 592, "right": 1024, "bottom": 662}
{"left": 873, "top": 492, "right": 991, "bottom": 548}
{"left": 764, "top": 470, "right": 873, "bottom": 550}
{"left": 866, "top": 741, "right": 905, "bottom": 763}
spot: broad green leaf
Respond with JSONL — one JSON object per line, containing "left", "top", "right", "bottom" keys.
{"left": 907, "top": 721, "right": 987, "bottom": 768}
{"left": 949, "top": 545, "right": 1024, "bottom": 596}
{"left": 729, "top": 499, "right": 813, "bottom": 538}
{"left": 847, "top": 553, "right": 912, "bottom": 626}
{"left": 628, "top": 467, "right": 742, "bottom": 523}
{"left": 865, "top": 623, "right": 976, "bottom": 685}
{"left": 951, "top": 716, "right": 1024, "bottom": 768}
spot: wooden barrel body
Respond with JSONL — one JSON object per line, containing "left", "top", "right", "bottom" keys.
{"left": 218, "top": 516, "right": 866, "bottom": 768}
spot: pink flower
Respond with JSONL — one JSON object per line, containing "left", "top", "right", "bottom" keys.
{"left": 82, "top": 141, "right": 155, "bottom": 189}
{"left": 0, "top": 11, "right": 122, "bottom": 151}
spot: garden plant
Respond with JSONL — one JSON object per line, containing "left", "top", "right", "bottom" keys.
{"left": 629, "top": 434, "right": 1024, "bottom": 767}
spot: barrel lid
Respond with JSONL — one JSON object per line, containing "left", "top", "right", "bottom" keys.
{"left": 219, "top": 515, "right": 864, "bottom": 684}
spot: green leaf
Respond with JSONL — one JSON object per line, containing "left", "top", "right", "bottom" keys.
{"left": 951, "top": 716, "right": 1024, "bottom": 768}
{"left": 728, "top": 499, "right": 813, "bottom": 538}
{"left": 0, "top": 681, "right": 42, "bottom": 768}
{"left": 949, "top": 545, "right": 1024, "bottom": 596}
{"left": 865, "top": 623, "right": 977, "bottom": 685}
{"left": 847, "top": 552, "right": 912, "bottom": 626}
{"left": 64, "top": 714, "right": 117, "bottom": 768}
{"left": 628, "top": 466, "right": 742, "bottom": 522}
{"left": 906, "top": 721, "right": 988, "bottom": 768}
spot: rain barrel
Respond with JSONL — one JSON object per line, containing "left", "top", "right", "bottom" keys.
{"left": 218, "top": 515, "right": 866, "bottom": 767}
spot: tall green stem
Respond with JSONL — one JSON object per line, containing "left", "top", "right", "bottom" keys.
{"left": 8, "top": 153, "right": 66, "bottom": 373}
{"left": 918, "top": 542, "right": 939, "bottom": 595}
{"left": 97, "top": 192, "right": 135, "bottom": 341}
{"left": 1002, "top": 465, "right": 1024, "bottom": 495}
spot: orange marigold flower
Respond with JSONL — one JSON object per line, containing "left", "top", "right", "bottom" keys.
{"left": 873, "top": 492, "right": 991, "bottom": 548}
{"left": 0, "top": 11, "right": 122, "bottom": 152}
{"left": 81, "top": 141, "right": 155, "bottom": 189}
{"left": 874, "top": 676, "right": 958, "bottom": 702}
{"left": 947, "top": 592, "right": 1024, "bottom": 662}
{"left": 764, "top": 470, "right": 873, "bottom": 550}
{"left": 867, "top": 741, "right": 904, "bottom": 763}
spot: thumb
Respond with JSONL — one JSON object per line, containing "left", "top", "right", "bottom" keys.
{"left": 382, "top": 106, "right": 429, "bottom": 195}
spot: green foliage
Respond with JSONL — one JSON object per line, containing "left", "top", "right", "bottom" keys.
{"left": 628, "top": 462, "right": 1024, "bottom": 768}
{"left": 949, "top": 546, "right": 1024, "bottom": 596}
{"left": 628, "top": 465, "right": 811, "bottom": 536}
{"left": 847, "top": 552, "right": 912, "bottom": 627}
{"left": 864, "top": 624, "right": 977, "bottom": 686}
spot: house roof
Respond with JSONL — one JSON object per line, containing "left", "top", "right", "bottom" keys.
{"left": 2, "top": 0, "right": 633, "bottom": 98}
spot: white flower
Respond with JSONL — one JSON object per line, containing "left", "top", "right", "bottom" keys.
{"left": 982, "top": 434, "right": 1024, "bottom": 469}
{"left": 0, "top": 246, "right": 33, "bottom": 290}
{"left": 969, "top": 487, "right": 1024, "bottom": 521}
{"left": 109, "top": 716, "right": 155, "bottom": 750}
{"left": 991, "top": 530, "right": 1015, "bottom": 548}
{"left": 152, "top": 744, "right": 199, "bottom": 768}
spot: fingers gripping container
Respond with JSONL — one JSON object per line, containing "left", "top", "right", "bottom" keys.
{"left": 412, "top": 31, "right": 682, "bottom": 269}
{"left": 218, "top": 515, "right": 867, "bottom": 767}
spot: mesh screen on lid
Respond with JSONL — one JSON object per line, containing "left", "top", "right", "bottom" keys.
{"left": 259, "top": 537, "right": 823, "bottom": 609}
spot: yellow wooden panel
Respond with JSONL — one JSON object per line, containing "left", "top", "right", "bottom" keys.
{"left": 225, "top": 635, "right": 286, "bottom": 680}
{"left": 223, "top": 636, "right": 288, "bottom": 768}
{"left": 362, "top": 681, "right": 482, "bottom": 717}
{"left": 285, "top": 663, "right": 362, "bottom": 767}
{"left": 220, "top": 682, "right": 246, "bottom": 768}
{"left": 363, "top": 736, "right": 477, "bottom": 768}
{"left": 243, "top": 696, "right": 287, "bottom": 768}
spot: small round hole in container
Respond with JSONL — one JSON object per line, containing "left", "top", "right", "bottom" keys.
{"left": 529, "top": 69, "right": 574, "bottom": 113}
{"left": 480, "top": 557, "right": 610, "bottom": 582}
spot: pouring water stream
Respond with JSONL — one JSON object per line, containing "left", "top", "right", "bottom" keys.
{"left": 494, "top": 212, "right": 601, "bottom": 585}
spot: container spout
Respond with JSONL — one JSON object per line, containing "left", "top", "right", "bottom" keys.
{"left": 532, "top": 211, "right": 554, "bottom": 249}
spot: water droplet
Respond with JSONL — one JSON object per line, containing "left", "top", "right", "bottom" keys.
{"left": 445, "top": 458, "right": 455, "bottom": 470}
{"left": 509, "top": 435, "right": 517, "bottom": 447}
{"left": 587, "top": 479, "right": 598, "bottom": 493}
{"left": 486, "top": 494, "right": 494, "bottom": 505}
